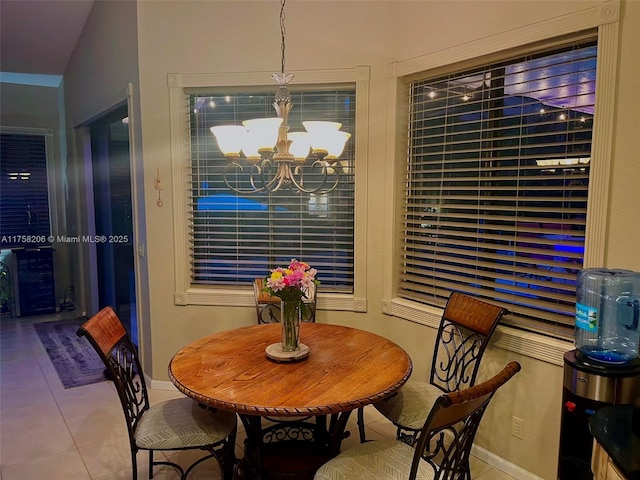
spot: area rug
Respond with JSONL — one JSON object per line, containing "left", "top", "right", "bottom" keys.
{"left": 34, "top": 317, "right": 107, "bottom": 389}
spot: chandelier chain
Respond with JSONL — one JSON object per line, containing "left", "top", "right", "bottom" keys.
{"left": 280, "top": 0, "right": 286, "bottom": 74}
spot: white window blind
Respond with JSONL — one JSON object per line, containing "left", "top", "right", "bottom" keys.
{"left": 0, "top": 133, "right": 51, "bottom": 245}
{"left": 188, "top": 87, "right": 356, "bottom": 291}
{"left": 400, "top": 41, "right": 596, "bottom": 339}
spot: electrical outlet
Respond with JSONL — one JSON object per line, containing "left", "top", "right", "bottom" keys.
{"left": 511, "top": 416, "right": 524, "bottom": 439}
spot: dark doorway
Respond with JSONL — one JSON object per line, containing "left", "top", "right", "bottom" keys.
{"left": 89, "top": 105, "right": 137, "bottom": 344}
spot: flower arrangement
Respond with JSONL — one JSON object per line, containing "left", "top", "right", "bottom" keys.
{"left": 264, "top": 259, "right": 319, "bottom": 352}
{"left": 264, "top": 259, "right": 319, "bottom": 305}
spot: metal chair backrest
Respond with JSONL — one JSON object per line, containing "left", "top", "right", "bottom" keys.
{"left": 77, "top": 307, "right": 149, "bottom": 451}
{"left": 429, "top": 292, "right": 508, "bottom": 393}
{"left": 411, "top": 361, "right": 521, "bottom": 480}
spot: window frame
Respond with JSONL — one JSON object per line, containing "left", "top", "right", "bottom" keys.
{"left": 168, "top": 67, "right": 370, "bottom": 312}
{"left": 382, "top": 1, "right": 620, "bottom": 366}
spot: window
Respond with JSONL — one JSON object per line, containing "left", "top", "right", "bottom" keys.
{"left": 188, "top": 87, "right": 356, "bottom": 291}
{"left": 0, "top": 132, "right": 51, "bottom": 246}
{"left": 399, "top": 41, "right": 596, "bottom": 339}
{"left": 169, "top": 68, "right": 369, "bottom": 309}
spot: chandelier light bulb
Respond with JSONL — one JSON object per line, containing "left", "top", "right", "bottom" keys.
{"left": 303, "top": 121, "right": 342, "bottom": 154}
{"left": 323, "top": 131, "right": 351, "bottom": 160}
{"left": 240, "top": 134, "right": 263, "bottom": 161}
{"left": 288, "top": 132, "right": 312, "bottom": 160}
{"left": 210, "top": 126, "right": 247, "bottom": 157}
{"left": 243, "top": 118, "right": 283, "bottom": 153}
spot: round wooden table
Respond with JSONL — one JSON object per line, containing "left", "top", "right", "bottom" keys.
{"left": 169, "top": 323, "right": 412, "bottom": 479}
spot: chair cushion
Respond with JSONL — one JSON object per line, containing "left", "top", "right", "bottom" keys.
{"left": 135, "top": 397, "right": 236, "bottom": 450}
{"left": 373, "top": 380, "right": 442, "bottom": 431}
{"left": 314, "top": 439, "right": 434, "bottom": 480}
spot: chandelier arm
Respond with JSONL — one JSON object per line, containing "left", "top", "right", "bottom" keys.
{"left": 223, "top": 158, "right": 342, "bottom": 195}
{"left": 253, "top": 159, "right": 285, "bottom": 192}
{"left": 314, "top": 166, "right": 341, "bottom": 194}
{"left": 286, "top": 163, "right": 341, "bottom": 195}
{"left": 307, "top": 160, "right": 341, "bottom": 194}
{"left": 249, "top": 168, "right": 268, "bottom": 192}
{"left": 268, "top": 163, "right": 292, "bottom": 192}
{"left": 285, "top": 168, "right": 317, "bottom": 194}
{"left": 223, "top": 161, "right": 268, "bottom": 194}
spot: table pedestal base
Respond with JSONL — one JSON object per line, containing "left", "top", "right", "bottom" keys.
{"left": 235, "top": 441, "right": 333, "bottom": 480}
{"left": 237, "top": 412, "right": 351, "bottom": 480}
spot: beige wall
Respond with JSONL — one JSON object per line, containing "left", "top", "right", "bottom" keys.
{"left": 0, "top": 83, "right": 60, "bottom": 128}
{"left": 607, "top": 0, "right": 640, "bottom": 272}
{"left": 59, "top": 1, "right": 640, "bottom": 479}
{"left": 62, "top": 0, "right": 153, "bottom": 368}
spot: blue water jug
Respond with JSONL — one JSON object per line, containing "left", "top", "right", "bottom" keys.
{"left": 575, "top": 268, "right": 640, "bottom": 363}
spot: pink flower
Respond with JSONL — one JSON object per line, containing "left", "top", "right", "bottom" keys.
{"left": 263, "top": 259, "right": 319, "bottom": 302}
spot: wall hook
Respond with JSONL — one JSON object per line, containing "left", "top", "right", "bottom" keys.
{"left": 154, "top": 167, "right": 163, "bottom": 207}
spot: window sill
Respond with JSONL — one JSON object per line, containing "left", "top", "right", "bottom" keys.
{"left": 384, "top": 297, "right": 572, "bottom": 367}
{"left": 175, "top": 287, "right": 367, "bottom": 312}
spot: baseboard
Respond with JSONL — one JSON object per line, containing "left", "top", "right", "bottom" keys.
{"left": 472, "top": 444, "right": 545, "bottom": 480}
{"left": 147, "top": 377, "right": 180, "bottom": 392}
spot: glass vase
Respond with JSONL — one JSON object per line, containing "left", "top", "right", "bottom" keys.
{"left": 280, "top": 300, "right": 301, "bottom": 352}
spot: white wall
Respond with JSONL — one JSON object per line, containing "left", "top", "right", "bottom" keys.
{"left": 61, "top": 1, "right": 640, "bottom": 478}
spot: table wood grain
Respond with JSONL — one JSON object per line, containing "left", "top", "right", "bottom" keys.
{"left": 168, "top": 323, "right": 412, "bottom": 417}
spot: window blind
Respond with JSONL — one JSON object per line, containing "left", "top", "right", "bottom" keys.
{"left": 0, "top": 133, "right": 51, "bottom": 245}
{"left": 188, "top": 87, "right": 356, "bottom": 291}
{"left": 400, "top": 41, "right": 596, "bottom": 339}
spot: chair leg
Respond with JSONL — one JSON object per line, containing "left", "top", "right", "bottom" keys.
{"left": 220, "top": 426, "right": 238, "bottom": 480}
{"left": 130, "top": 448, "right": 139, "bottom": 480}
{"left": 147, "top": 450, "right": 152, "bottom": 479}
{"left": 357, "top": 407, "right": 367, "bottom": 443}
{"left": 222, "top": 442, "right": 237, "bottom": 480}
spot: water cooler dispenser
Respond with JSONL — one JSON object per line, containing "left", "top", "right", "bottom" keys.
{"left": 558, "top": 350, "right": 640, "bottom": 479}
{"left": 558, "top": 268, "right": 640, "bottom": 479}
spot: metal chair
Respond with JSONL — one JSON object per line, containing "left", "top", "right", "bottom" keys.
{"left": 77, "top": 306, "right": 237, "bottom": 480}
{"left": 316, "top": 362, "right": 521, "bottom": 480}
{"left": 253, "top": 277, "right": 316, "bottom": 323}
{"left": 358, "top": 291, "right": 507, "bottom": 445}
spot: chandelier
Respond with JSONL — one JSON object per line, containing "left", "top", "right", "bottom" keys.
{"left": 209, "top": 0, "right": 351, "bottom": 195}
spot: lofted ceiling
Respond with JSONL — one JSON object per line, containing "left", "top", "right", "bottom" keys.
{"left": 0, "top": 0, "right": 94, "bottom": 77}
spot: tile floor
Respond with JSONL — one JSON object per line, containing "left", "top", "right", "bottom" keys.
{"left": 0, "top": 311, "right": 517, "bottom": 479}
